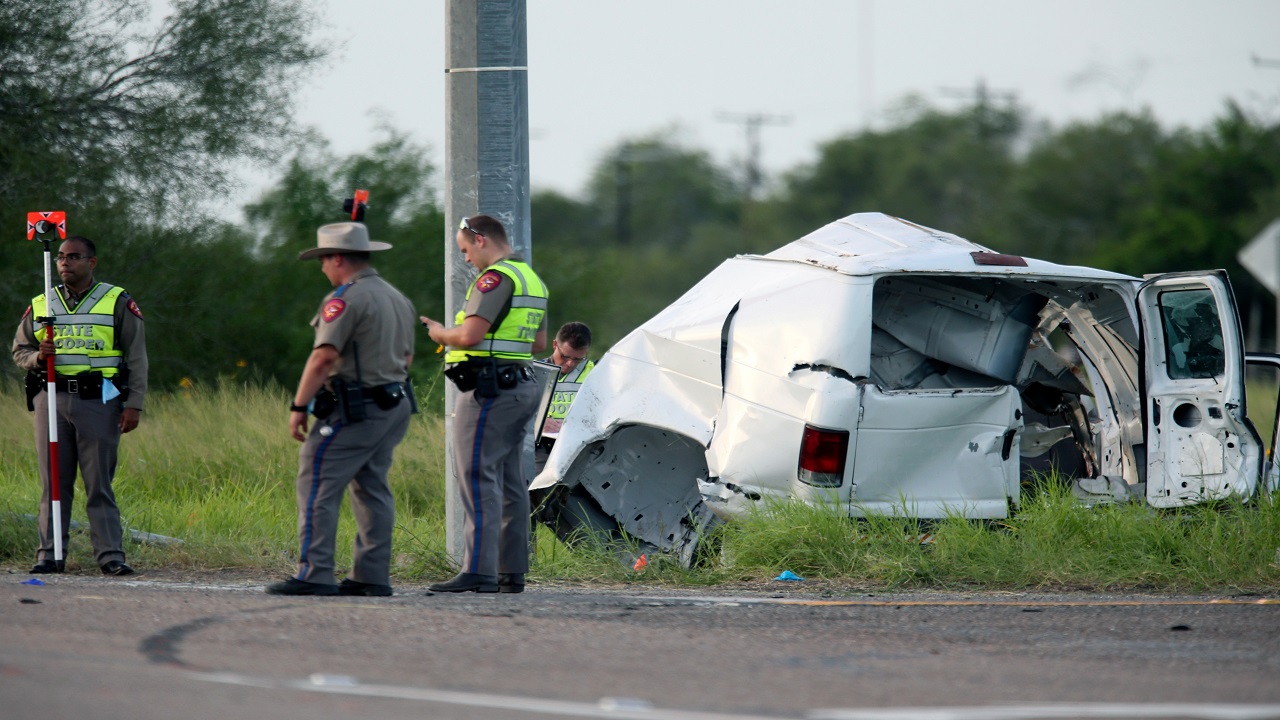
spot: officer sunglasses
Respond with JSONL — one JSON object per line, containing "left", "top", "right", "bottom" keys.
{"left": 556, "top": 344, "right": 589, "bottom": 363}
{"left": 459, "top": 217, "right": 485, "bottom": 238}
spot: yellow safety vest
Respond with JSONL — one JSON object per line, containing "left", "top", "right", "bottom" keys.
{"left": 31, "top": 283, "right": 125, "bottom": 377}
{"left": 446, "top": 259, "right": 548, "bottom": 363}
{"left": 546, "top": 360, "right": 595, "bottom": 420}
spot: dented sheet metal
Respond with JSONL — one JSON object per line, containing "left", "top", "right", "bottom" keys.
{"left": 532, "top": 212, "right": 1271, "bottom": 566}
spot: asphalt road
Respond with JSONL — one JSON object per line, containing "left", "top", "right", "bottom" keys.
{"left": 2, "top": 571, "right": 1279, "bottom": 720}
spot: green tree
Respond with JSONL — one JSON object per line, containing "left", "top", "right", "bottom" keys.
{"left": 531, "top": 133, "right": 746, "bottom": 349}
{"left": 583, "top": 133, "right": 740, "bottom": 247}
{"left": 1092, "top": 104, "right": 1280, "bottom": 346}
{"left": 1097, "top": 104, "right": 1280, "bottom": 274}
{"left": 1004, "top": 111, "right": 1172, "bottom": 264}
{"left": 0, "top": 0, "right": 325, "bottom": 210}
{"left": 240, "top": 130, "right": 445, "bottom": 389}
{"left": 774, "top": 96, "right": 1025, "bottom": 245}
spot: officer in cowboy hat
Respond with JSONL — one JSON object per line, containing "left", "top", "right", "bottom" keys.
{"left": 266, "top": 222, "right": 417, "bottom": 597}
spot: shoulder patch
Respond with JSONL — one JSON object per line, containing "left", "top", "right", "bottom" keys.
{"left": 476, "top": 271, "right": 503, "bottom": 293}
{"left": 126, "top": 297, "right": 143, "bottom": 319}
{"left": 322, "top": 298, "right": 347, "bottom": 322}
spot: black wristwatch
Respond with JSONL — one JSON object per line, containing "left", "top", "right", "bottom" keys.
{"left": 289, "top": 401, "right": 309, "bottom": 412}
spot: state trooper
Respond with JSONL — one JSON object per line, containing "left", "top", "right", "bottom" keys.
{"left": 266, "top": 222, "right": 417, "bottom": 597}
{"left": 12, "top": 235, "right": 148, "bottom": 576}
{"left": 420, "top": 214, "right": 548, "bottom": 594}
{"left": 534, "top": 321, "right": 595, "bottom": 474}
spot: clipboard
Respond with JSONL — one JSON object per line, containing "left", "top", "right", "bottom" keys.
{"left": 531, "top": 360, "right": 560, "bottom": 443}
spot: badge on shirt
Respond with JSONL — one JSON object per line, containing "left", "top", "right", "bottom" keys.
{"left": 322, "top": 298, "right": 347, "bottom": 322}
{"left": 476, "top": 271, "right": 502, "bottom": 293}
{"left": 125, "top": 297, "right": 143, "bottom": 319}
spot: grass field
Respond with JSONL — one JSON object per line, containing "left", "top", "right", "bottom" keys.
{"left": 1, "top": 382, "right": 1278, "bottom": 593}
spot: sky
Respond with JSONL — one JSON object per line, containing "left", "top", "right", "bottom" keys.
{"left": 192, "top": 0, "right": 1280, "bottom": 217}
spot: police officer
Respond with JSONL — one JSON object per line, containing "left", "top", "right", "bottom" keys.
{"left": 421, "top": 214, "right": 548, "bottom": 594}
{"left": 266, "top": 222, "right": 417, "bottom": 597}
{"left": 12, "top": 236, "right": 148, "bottom": 576}
{"left": 535, "top": 321, "right": 594, "bottom": 473}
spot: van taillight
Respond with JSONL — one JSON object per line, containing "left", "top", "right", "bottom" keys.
{"left": 798, "top": 424, "right": 849, "bottom": 488}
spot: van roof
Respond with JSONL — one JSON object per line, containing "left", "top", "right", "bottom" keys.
{"left": 750, "top": 212, "right": 1137, "bottom": 283}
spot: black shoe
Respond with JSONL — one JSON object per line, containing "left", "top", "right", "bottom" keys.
{"left": 338, "top": 578, "right": 393, "bottom": 597}
{"left": 428, "top": 572, "right": 499, "bottom": 593}
{"left": 30, "top": 559, "right": 65, "bottom": 574}
{"left": 264, "top": 577, "right": 338, "bottom": 596}
{"left": 498, "top": 573, "right": 525, "bottom": 593}
{"left": 100, "top": 560, "right": 134, "bottom": 576}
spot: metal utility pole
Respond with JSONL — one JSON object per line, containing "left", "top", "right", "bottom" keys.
{"left": 857, "top": 0, "right": 875, "bottom": 128}
{"left": 715, "top": 111, "right": 790, "bottom": 200}
{"left": 444, "top": 0, "right": 530, "bottom": 564}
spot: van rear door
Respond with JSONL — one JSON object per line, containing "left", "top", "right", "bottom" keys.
{"left": 1136, "top": 271, "right": 1263, "bottom": 506}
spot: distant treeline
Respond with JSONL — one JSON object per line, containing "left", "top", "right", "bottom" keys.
{"left": 3, "top": 2, "right": 1278, "bottom": 396}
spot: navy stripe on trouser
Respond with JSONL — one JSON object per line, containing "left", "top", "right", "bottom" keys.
{"left": 467, "top": 397, "right": 497, "bottom": 573}
{"left": 292, "top": 402, "right": 410, "bottom": 585}
{"left": 299, "top": 420, "right": 344, "bottom": 576}
{"left": 453, "top": 377, "right": 539, "bottom": 577}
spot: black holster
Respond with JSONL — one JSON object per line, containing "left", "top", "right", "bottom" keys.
{"left": 24, "top": 370, "right": 40, "bottom": 411}
{"left": 446, "top": 359, "right": 497, "bottom": 395}
{"left": 332, "top": 377, "right": 367, "bottom": 424}
{"left": 474, "top": 360, "right": 500, "bottom": 398}
{"left": 311, "top": 388, "right": 339, "bottom": 419}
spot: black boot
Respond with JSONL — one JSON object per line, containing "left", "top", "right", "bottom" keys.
{"left": 338, "top": 578, "right": 393, "bottom": 597}
{"left": 428, "top": 572, "right": 499, "bottom": 593}
{"left": 498, "top": 573, "right": 525, "bottom": 593}
{"left": 30, "top": 559, "right": 65, "bottom": 574}
{"left": 265, "top": 577, "right": 339, "bottom": 596}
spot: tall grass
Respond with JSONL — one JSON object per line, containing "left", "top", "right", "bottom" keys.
{"left": 713, "top": 485, "right": 1280, "bottom": 592}
{"left": 0, "top": 381, "right": 456, "bottom": 578}
{"left": 1, "top": 383, "right": 1277, "bottom": 592}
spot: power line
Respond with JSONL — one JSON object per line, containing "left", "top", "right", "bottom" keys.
{"left": 715, "top": 111, "right": 791, "bottom": 199}
{"left": 1253, "top": 53, "right": 1280, "bottom": 69}
{"left": 939, "top": 78, "right": 1019, "bottom": 140}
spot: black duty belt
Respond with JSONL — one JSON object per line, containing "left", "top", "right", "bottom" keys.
{"left": 362, "top": 382, "right": 410, "bottom": 408}
{"left": 54, "top": 374, "right": 104, "bottom": 399}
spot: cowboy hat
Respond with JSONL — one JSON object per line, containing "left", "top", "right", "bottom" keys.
{"left": 298, "top": 222, "right": 393, "bottom": 260}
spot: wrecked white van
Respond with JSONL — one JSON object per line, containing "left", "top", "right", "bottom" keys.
{"left": 530, "top": 212, "right": 1280, "bottom": 565}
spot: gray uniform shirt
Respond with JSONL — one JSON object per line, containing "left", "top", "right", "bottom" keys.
{"left": 311, "top": 267, "right": 416, "bottom": 385}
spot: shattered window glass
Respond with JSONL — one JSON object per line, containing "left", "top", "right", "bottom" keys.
{"left": 1159, "top": 289, "right": 1224, "bottom": 380}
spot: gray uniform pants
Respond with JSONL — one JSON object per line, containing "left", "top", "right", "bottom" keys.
{"left": 33, "top": 389, "right": 126, "bottom": 565}
{"left": 294, "top": 400, "right": 411, "bottom": 586}
{"left": 453, "top": 373, "right": 541, "bottom": 577}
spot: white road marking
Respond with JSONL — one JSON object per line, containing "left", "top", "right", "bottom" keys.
{"left": 808, "top": 704, "right": 1280, "bottom": 720}
{"left": 189, "top": 671, "right": 1280, "bottom": 720}
{"left": 192, "top": 670, "right": 779, "bottom": 719}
